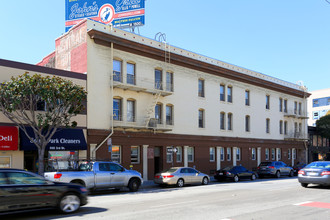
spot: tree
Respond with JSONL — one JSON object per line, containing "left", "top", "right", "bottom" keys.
{"left": 316, "top": 114, "right": 330, "bottom": 139}
{"left": 0, "top": 73, "right": 87, "bottom": 175}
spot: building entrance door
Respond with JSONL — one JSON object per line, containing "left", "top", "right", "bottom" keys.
{"left": 154, "top": 146, "right": 162, "bottom": 174}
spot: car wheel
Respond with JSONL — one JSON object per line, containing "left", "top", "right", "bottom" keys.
{"left": 275, "top": 171, "right": 281, "bottom": 178}
{"left": 251, "top": 174, "right": 256, "bottom": 181}
{"left": 128, "top": 179, "right": 140, "bottom": 192}
{"left": 177, "top": 178, "right": 184, "bottom": 187}
{"left": 58, "top": 193, "right": 81, "bottom": 213}
{"left": 301, "top": 183, "right": 308, "bottom": 188}
{"left": 289, "top": 170, "right": 294, "bottom": 177}
{"left": 233, "top": 175, "right": 239, "bottom": 182}
{"left": 202, "top": 177, "right": 209, "bottom": 185}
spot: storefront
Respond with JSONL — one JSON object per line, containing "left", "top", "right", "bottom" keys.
{"left": 20, "top": 127, "right": 87, "bottom": 172}
{"left": 0, "top": 126, "right": 23, "bottom": 169}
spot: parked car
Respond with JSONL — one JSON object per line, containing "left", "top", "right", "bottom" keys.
{"left": 293, "top": 163, "right": 307, "bottom": 176}
{"left": 298, "top": 161, "right": 330, "bottom": 188}
{"left": 214, "top": 165, "right": 257, "bottom": 182}
{"left": 44, "top": 161, "right": 143, "bottom": 192}
{"left": 0, "top": 169, "right": 88, "bottom": 215}
{"left": 257, "top": 161, "right": 294, "bottom": 178}
{"left": 154, "top": 167, "right": 210, "bottom": 187}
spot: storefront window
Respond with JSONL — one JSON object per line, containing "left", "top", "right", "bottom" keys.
{"left": 0, "top": 156, "right": 11, "bottom": 168}
{"left": 131, "top": 146, "right": 140, "bottom": 164}
{"left": 111, "top": 146, "right": 121, "bottom": 163}
{"left": 47, "top": 151, "right": 78, "bottom": 171}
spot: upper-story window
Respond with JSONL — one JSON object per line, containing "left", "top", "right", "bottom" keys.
{"left": 227, "top": 86, "right": 233, "bottom": 103}
{"left": 266, "top": 118, "right": 270, "bottom": 133}
{"left": 127, "top": 63, "right": 135, "bottom": 85}
{"left": 166, "top": 72, "right": 174, "bottom": 92}
{"left": 227, "top": 113, "right": 233, "bottom": 130}
{"left": 220, "top": 84, "right": 225, "bottom": 101}
{"left": 220, "top": 112, "right": 225, "bottom": 130}
{"left": 245, "top": 90, "right": 250, "bottom": 106}
{"left": 155, "top": 69, "right": 163, "bottom": 90}
{"left": 279, "top": 120, "right": 283, "bottom": 134}
{"left": 113, "top": 60, "right": 122, "bottom": 82}
{"left": 266, "top": 95, "right": 270, "bottom": 110}
{"left": 284, "top": 121, "right": 288, "bottom": 135}
{"left": 166, "top": 105, "right": 173, "bottom": 125}
{"left": 284, "top": 99, "right": 288, "bottom": 113}
{"left": 294, "top": 101, "right": 298, "bottom": 114}
{"left": 198, "top": 109, "right": 205, "bottom": 128}
{"left": 198, "top": 79, "right": 205, "bottom": 97}
{"left": 245, "top": 115, "right": 250, "bottom": 132}
{"left": 279, "top": 98, "right": 283, "bottom": 112}
{"left": 113, "top": 98, "right": 122, "bottom": 121}
{"left": 155, "top": 103, "right": 162, "bottom": 124}
{"left": 298, "top": 102, "right": 302, "bottom": 115}
{"left": 127, "top": 99, "right": 135, "bottom": 122}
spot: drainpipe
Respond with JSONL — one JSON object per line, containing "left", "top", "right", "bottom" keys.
{"left": 92, "top": 41, "right": 114, "bottom": 160}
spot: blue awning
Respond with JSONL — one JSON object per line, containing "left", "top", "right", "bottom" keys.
{"left": 20, "top": 127, "right": 87, "bottom": 151}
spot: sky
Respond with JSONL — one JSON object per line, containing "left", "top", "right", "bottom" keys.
{"left": 0, "top": 0, "right": 329, "bottom": 92}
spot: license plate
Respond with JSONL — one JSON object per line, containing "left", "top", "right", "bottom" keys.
{"left": 219, "top": 173, "right": 223, "bottom": 175}
{"left": 308, "top": 172, "right": 318, "bottom": 176}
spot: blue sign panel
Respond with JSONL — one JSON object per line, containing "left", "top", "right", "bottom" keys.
{"left": 20, "top": 127, "right": 87, "bottom": 151}
{"left": 65, "top": 0, "right": 145, "bottom": 31}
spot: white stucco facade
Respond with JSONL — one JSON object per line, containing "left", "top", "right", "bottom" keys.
{"left": 307, "top": 88, "right": 330, "bottom": 126}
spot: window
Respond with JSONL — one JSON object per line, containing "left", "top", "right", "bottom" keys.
{"left": 284, "top": 99, "right": 288, "bottom": 113}
{"left": 220, "top": 112, "right": 225, "bottom": 130}
{"left": 131, "top": 146, "right": 140, "bottom": 164}
{"left": 294, "top": 101, "right": 297, "bottom": 114}
{"left": 220, "top": 84, "right": 225, "bottom": 101}
{"left": 279, "top": 120, "right": 283, "bottom": 134}
{"left": 288, "top": 149, "right": 291, "bottom": 159}
{"left": 198, "top": 109, "right": 204, "bottom": 128}
{"left": 113, "top": 60, "right": 122, "bottom": 82}
{"left": 294, "top": 122, "right": 298, "bottom": 134}
{"left": 7, "top": 172, "right": 46, "bottom": 185}
{"left": 298, "top": 102, "right": 302, "bottom": 115}
{"left": 111, "top": 146, "right": 121, "bottom": 163}
{"left": 113, "top": 98, "right": 122, "bottom": 121}
{"left": 266, "top": 95, "right": 270, "bottom": 109}
{"left": 279, "top": 98, "right": 283, "bottom": 112}
{"left": 36, "top": 99, "right": 46, "bottom": 111}
{"left": 220, "top": 147, "right": 224, "bottom": 161}
{"left": 265, "top": 148, "right": 269, "bottom": 160}
{"left": 176, "top": 147, "right": 182, "bottom": 162}
{"left": 0, "top": 156, "right": 11, "bottom": 168}
{"left": 236, "top": 148, "right": 241, "bottom": 161}
{"left": 245, "top": 90, "right": 250, "bottom": 106}
{"left": 271, "top": 148, "right": 275, "bottom": 160}
{"left": 252, "top": 148, "right": 256, "bottom": 160}
{"left": 299, "top": 123, "right": 302, "bottom": 134}
{"left": 166, "top": 147, "right": 173, "bottom": 163}
{"left": 155, "top": 69, "right": 163, "bottom": 90}
{"left": 284, "top": 121, "right": 288, "bottom": 135}
{"left": 227, "top": 86, "right": 233, "bottom": 103}
{"left": 127, "top": 63, "right": 135, "bottom": 85}
{"left": 227, "top": 113, "right": 232, "bottom": 130}
{"left": 198, "top": 79, "right": 205, "bottom": 97}
{"left": 188, "top": 147, "right": 194, "bottom": 162}
{"left": 227, "top": 148, "right": 231, "bottom": 161}
{"left": 266, "top": 118, "right": 270, "bottom": 133}
{"left": 277, "top": 148, "right": 281, "bottom": 160}
{"left": 166, "top": 105, "right": 173, "bottom": 125}
{"left": 166, "top": 72, "right": 173, "bottom": 92}
{"left": 127, "top": 100, "right": 135, "bottom": 122}
{"left": 245, "top": 115, "right": 250, "bottom": 132}
{"left": 210, "top": 147, "right": 215, "bottom": 162}
{"left": 155, "top": 103, "right": 162, "bottom": 124}
{"left": 293, "top": 148, "right": 296, "bottom": 159}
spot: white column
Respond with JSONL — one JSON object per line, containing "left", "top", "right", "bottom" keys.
{"left": 257, "top": 147, "right": 261, "bottom": 167}
{"left": 216, "top": 147, "right": 221, "bottom": 170}
{"left": 233, "top": 147, "right": 237, "bottom": 166}
{"left": 184, "top": 146, "right": 189, "bottom": 167}
{"left": 143, "top": 145, "right": 149, "bottom": 181}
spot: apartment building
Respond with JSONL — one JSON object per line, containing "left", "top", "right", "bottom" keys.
{"left": 307, "top": 88, "right": 330, "bottom": 126}
{"left": 39, "top": 19, "right": 310, "bottom": 180}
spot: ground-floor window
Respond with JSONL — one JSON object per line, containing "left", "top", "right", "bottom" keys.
{"left": 220, "top": 147, "right": 224, "bottom": 161}
{"left": 277, "top": 148, "right": 281, "bottom": 160}
{"left": 288, "top": 149, "right": 291, "bottom": 159}
{"left": 236, "top": 148, "right": 241, "bottom": 161}
{"left": 271, "top": 148, "right": 275, "bottom": 160}
{"left": 293, "top": 148, "right": 296, "bottom": 159}
{"left": 210, "top": 147, "right": 215, "bottom": 162}
{"left": 0, "top": 156, "right": 11, "bottom": 168}
{"left": 166, "top": 147, "right": 173, "bottom": 163}
{"left": 227, "top": 148, "right": 231, "bottom": 161}
{"left": 131, "top": 146, "right": 140, "bottom": 164}
{"left": 252, "top": 148, "right": 256, "bottom": 160}
{"left": 111, "top": 146, "right": 121, "bottom": 163}
{"left": 265, "top": 148, "right": 269, "bottom": 160}
{"left": 176, "top": 146, "right": 182, "bottom": 163}
{"left": 188, "top": 147, "right": 194, "bottom": 162}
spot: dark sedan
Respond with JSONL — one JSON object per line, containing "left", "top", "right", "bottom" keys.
{"left": 214, "top": 165, "right": 257, "bottom": 182}
{"left": 298, "top": 161, "right": 330, "bottom": 188}
{"left": 0, "top": 169, "right": 88, "bottom": 215}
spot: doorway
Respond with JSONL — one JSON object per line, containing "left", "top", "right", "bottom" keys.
{"left": 154, "top": 146, "right": 162, "bottom": 174}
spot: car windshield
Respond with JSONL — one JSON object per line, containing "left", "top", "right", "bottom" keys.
{"left": 305, "top": 162, "right": 330, "bottom": 169}
{"left": 223, "top": 166, "right": 234, "bottom": 171}
{"left": 162, "top": 168, "right": 178, "bottom": 173}
{"left": 259, "top": 162, "right": 272, "bottom": 166}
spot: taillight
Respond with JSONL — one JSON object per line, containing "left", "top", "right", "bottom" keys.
{"left": 268, "top": 166, "right": 275, "bottom": 169}
{"left": 226, "top": 172, "right": 231, "bottom": 175}
{"left": 321, "top": 171, "right": 330, "bottom": 176}
{"left": 163, "top": 175, "right": 174, "bottom": 178}
{"left": 54, "top": 174, "right": 62, "bottom": 179}
{"left": 257, "top": 167, "right": 260, "bottom": 169}
{"left": 154, "top": 175, "right": 160, "bottom": 179}
{"left": 298, "top": 170, "right": 305, "bottom": 175}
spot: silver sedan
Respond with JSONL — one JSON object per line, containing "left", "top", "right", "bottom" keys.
{"left": 298, "top": 161, "right": 330, "bottom": 187}
{"left": 154, "top": 167, "right": 210, "bottom": 187}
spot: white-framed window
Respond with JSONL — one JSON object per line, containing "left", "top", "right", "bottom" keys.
{"left": 284, "top": 121, "right": 288, "bottom": 135}
{"left": 220, "top": 84, "right": 225, "bottom": 101}
{"left": 176, "top": 146, "right": 182, "bottom": 163}
{"left": 127, "top": 99, "right": 135, "bottom": 122}
{"left": 294, "top": 101, "right": 298, "bottom": 114}
{"left": 279, "top": 98, "right": 283, "bottom": 112}
{"left": 166, "top": 105, "right": 173, "bottom": 125}
{"left": 198, "top": 78, "right": 205, "bottom": 97}
{"left": 127, "top": 62, "right": 135, "bottom": 85}
{"left": 252, "top": 148, "right": 256, "bottom": 160}
{"left": 266, "top": 95, "right": 270, "bottom": 109}
{"left": 0, "top": 156, "right": 11, "bottom": 168}
{"left": 210, "top": 147, "right": 215, "bottom": 162}
{"left": 293, "top": 148, "right": 296, "bottom": 159}
{"left": 220, "top": 112, "right": 225, "bottom": 130}
{"left": 188, "top": 147, "right": 194, "bottom": 162}
{"left": 227, "top": 113, "right": 233, "bottom": 131}
{"left": 111, "top": 145, "right": 121, "bottom": 164}
{"left": 227, "top": 86, "right": 233, "bottom": 103}
{"left": 131, "top": 146, "right": 140, "bottom": 164}
{"left": 284, "top": 99, "right": 288, "bottom": 113}
{"left": 166, "top": 146, "right": 173, "bottom": 163}
{"left": 113, "top": 59, "right": 123, "bottom": 82}
{"left": 245, "top": 115, "right": 250, "bottom": 132}
{"left": 271, "top": 148, "right": 275, "bottom": 160}
{"left": 166, "top": 71, "right": 174, "bottom": 92}
{"left": 279, "top": 120, "right": 283, "bottom": 134}
{"left": 220, "top": 147, "right": 224, "bottom": 161}
{"left": 288, "top": 149, "right": 291, "bottom": 159}
{"left": 245, "top": 90, "right": 250, "bottom": 106}
{"left": 266, "top": 118, "right": 270, "bottom": 133}
{"left": 227, "top": 148, "right": 231, "bottom": 161}
{"left": 265, "top": 148, "right": 269, "bottom": 160}
{"left": 155, "top": 69, "right": 163, "bottom": 90}
{"left": 198, "top": 109, "right": 205, "bottom": 128}
{"left": 277, "top": 148, "right": 281, "bottom": 160}
{"left": 236, "top": 148, "right": 241, "bottom": 161}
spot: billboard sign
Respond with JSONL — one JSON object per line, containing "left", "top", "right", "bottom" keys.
{"left": 65, "top": 0, "right": 145, "bottom": 32}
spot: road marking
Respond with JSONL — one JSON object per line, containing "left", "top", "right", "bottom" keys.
{"left": 150, "top": 200, "right": 199, "bottom": 208}
{"left": 297, "top": 201, "right": 330, "bottom": 209}
{"left": 294, "top": 201, "right": 312, "bottom": 206}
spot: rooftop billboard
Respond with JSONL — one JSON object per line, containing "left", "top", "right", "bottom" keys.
{"left": 65, "top": 0, "right": 145, "bottom": 31}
